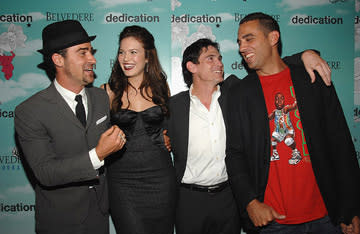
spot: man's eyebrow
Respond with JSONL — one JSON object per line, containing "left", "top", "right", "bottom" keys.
{"left": 237, "top": 33, "right": 254, "bottom": 43}
{"left": 77, "top": 47, "right": 91, "bottom": 52}
{"left": 205, "top": 54, "right": 218, "bottom": 58}
{"left": 242, "top": 33, "right": 254, "bottom": 39}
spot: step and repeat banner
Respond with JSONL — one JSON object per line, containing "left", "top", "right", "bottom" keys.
{"left": 0, "top": 0, "right": 358, "bottom": 233}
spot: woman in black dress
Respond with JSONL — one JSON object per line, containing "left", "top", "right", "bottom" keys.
{"left": 101, "top": 25, "right": 176, "bottom": 234}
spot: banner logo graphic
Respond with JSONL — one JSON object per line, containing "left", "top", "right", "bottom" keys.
{"left": 0, "top": 24, "right": 27, "bottom": 80}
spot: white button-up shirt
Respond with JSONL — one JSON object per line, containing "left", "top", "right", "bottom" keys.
{"left": 182, "top": 85, "right": 228, "bottom": 186}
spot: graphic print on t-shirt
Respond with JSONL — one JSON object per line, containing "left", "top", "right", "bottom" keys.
{"left": 268, "top": 92, "right": 302, "bottom": 165}
{"left": 261, "top": 68, "right": 328, "bottom": 224}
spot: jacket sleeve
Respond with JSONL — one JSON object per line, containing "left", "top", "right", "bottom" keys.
{"left": 225, "top": 82, "right": 258, "bottom": 212}
{"left": 317, "top": 77, "right": 360, "bottom": 224}
{"left": 14, "top": 103, "right": 98, "bottom": 187}
{"left": 283, "top": 50, "right": 320, "bottom": 66}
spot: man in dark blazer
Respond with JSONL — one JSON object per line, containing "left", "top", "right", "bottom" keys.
{"left": 14, "top": 20, "right": 126, "bottom": 234}
{"left": 226, "top": 12, "right": 360, "bottom": 234}
{"left": 167, "top": 38, "right": 241, "bottom": 234}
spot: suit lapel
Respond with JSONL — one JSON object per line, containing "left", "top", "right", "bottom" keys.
{"left": 180, "top": 92, "right": 190, "bottom": 157}
{"left": 175, "top": 92, "right": 190, "bottom": 182}
{"left": 252, "top": 75, "right": 271, "bottom": 164}
{"left": 218, "top": 75, "right": 237, "bottom": 120}
{"left": 218, "top": 85, "right": 226, "bottom": 118}
{"left": 85, "top": 88, "right": 93, "bottom": 130}
{"left": 45, "top": 83, "right": 85, "bottom": 129}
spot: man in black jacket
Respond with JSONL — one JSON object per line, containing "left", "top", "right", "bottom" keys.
{"left": 226, "top": 12, "right": 360, "bottom": 234}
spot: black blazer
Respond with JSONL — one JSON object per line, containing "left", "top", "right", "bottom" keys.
{"left": 15, "top": 84, "right": 110, "bottom": 233}
{"left": 167, "top": 75, "right": 241, "bottom": 183}
{"left": 225, "top": 64, "right": 360, "bottom": 228}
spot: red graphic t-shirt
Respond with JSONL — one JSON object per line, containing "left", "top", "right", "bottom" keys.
{"left": 259, "top": 67, "right": 327, "bottom": 224}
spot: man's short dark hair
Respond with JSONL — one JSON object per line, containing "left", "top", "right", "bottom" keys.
{"left": 38, "top": 48, "right": 67, "bottom": 81}
{"left": 182, "top": 38, "right": 220, "bottom": 88}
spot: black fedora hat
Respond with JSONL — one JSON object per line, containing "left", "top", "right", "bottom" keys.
{"left": 38, "top": 20, "right": 96, "bottom": 55}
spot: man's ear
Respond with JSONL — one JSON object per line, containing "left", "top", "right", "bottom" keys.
{"left": 186, "top": 61, "right": 197, "bottom": 74}
{"left": 52, "top": 53, "right": 64, "bottom": 67}
{"left": 269, "top": 31, "right": 280, "bottom": 47}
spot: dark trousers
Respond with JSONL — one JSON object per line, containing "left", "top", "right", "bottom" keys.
{"left": 83, "top": 188, "right": 109, "bottom": 234}
{"left": 36, "top": 188, "right": 109, "bottom": 234}
{"left": 175, "top": 185, "right": 240, "bottom": 234}
{"left": 260, "top": 216, "right": 341, "bottom": 234}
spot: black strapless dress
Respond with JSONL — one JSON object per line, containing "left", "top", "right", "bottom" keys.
{"left": 107, "top": 106, "right": 176, "bottom": 234}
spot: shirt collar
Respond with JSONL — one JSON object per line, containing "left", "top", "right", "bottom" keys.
{"left": 189, "top": 84, "right": 221, "bottom": 102}
{"left": 54, "top": 79, "right": 86, "bottom": 102}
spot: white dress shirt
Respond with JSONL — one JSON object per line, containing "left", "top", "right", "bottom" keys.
{"left": 182, "top": 85, "right": 228, "bottom": 186}
{"left": 54, "top": 79, "right": 104, "bottom": 169}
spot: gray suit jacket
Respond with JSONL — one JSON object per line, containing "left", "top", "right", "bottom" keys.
{"left": 15, "top": 83, "right": 110, "bottom": 232}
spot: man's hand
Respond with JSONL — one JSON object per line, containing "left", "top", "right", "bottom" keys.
{"left": 302, "top": 50, "right": 331, "bottom": 86}
{"left": 95, "top": 125, "right": 126, "bottom": 161}
{"left": 341, "top": 216, "right": 360, "bottom": 234}
{"left": 246, "top": 199, "right": 286, "bottom": 227}
{"left": 163, "top": 129, "right": 171, "bottom": 152}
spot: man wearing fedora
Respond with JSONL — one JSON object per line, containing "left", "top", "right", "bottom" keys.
{"left": 14, "top": 20, "right": 126, "bottom": 234}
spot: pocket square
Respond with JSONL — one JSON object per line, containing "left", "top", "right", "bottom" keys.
{"left": 96, "top": 115, "right": 107, "bottom": 125}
